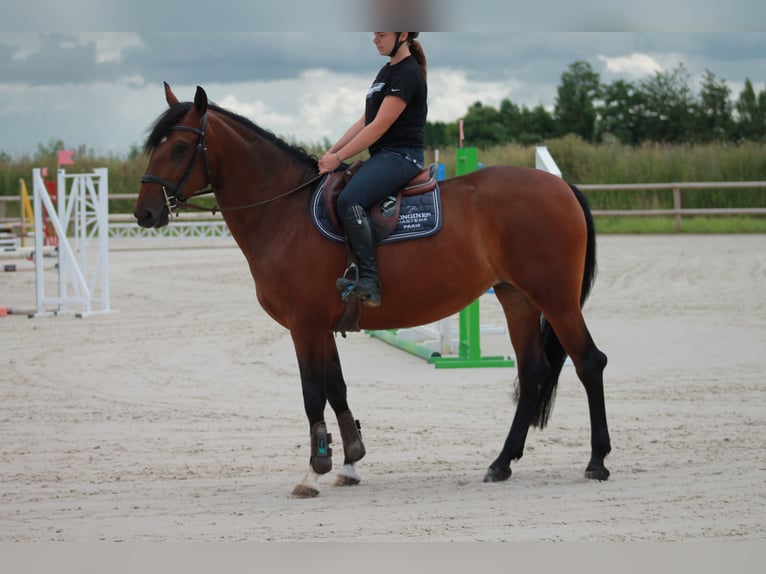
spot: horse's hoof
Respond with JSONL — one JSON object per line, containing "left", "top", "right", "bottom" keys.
{"left": 290, "top": 484, "right": 320, "bottom": 498}
{"left": 483, "top": 465, "right": 512, "bottom": 483}
{"left": 584, "top": 465, "right": 610, "bottom": 481}
{"left": 334, "top": 474, "right": 361, "bottom": 487}
{"left": 334, "top": 463, "right": 362, "bottom": 487}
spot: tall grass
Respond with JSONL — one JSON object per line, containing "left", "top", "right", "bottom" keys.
{"left": 0, "top": 152, "right": 147, "bottom": 218}
{"left": 432, "top": 136, "right": 766, "bottom": 213}
{"left": 2, "top": 137, "right": 765, "bottom": 228}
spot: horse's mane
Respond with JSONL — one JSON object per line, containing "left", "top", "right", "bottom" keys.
{"left": 144, "top": 101, "right": 318, "bottom": 169}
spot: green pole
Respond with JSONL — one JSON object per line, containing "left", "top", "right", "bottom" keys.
{"left": 367, "top": 329, "right": 440, "bottom": 361}
{"left": 428, "top": 147, "right": 514, "bottom": 369}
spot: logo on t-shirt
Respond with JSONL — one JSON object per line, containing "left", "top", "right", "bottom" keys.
{"left": 367, "top": 82, "right": 386, "bottom": 98}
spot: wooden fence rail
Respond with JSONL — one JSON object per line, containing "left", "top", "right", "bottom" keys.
{"left": 2, "top": 181, "right": 765, "bottom": 234}
{"left": 577, "top": 181, "right": 766, "bottom": 231}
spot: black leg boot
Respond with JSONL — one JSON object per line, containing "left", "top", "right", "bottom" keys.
{"left": 336, "top": 205, "right": 382, "bottom": 307}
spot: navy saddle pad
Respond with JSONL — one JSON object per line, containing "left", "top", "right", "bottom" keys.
{"left": 310, "top": 180, "right": 442, "bottom": 245}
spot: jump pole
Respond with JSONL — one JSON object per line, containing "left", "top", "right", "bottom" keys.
{"left": 366, "top": 329, "right": 442, "bottom": 361}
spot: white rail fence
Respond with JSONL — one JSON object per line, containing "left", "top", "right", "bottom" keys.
{"left": 2, "top": 182, "right": 765, "bottom": 240}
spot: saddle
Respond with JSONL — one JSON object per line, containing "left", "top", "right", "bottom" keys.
{"left": 321, "top": 161, "right": 438, "bottom": 243}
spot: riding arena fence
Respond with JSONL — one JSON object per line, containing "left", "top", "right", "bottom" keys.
{"left": 3, "top": 182, "right": 765, "bottom": 240}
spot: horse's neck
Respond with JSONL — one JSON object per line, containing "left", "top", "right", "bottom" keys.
{"left": 215, "top": 127, "right": 311, "bottom": 213}
{"left": 218, "top": 156, "right": 315, "bottom": 265}
{"left": 210, "top": 121, "right": 317, "bottom": 263}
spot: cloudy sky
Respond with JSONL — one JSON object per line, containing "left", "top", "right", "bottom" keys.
{"left": 1, "top": 32, "right": 764, "bottom": 159}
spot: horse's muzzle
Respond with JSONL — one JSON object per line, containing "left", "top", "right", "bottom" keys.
{"left": 134, "top": 205, "right": 169, "bottom": 228}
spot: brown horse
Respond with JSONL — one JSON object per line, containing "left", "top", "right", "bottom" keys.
{"left": 134, "top": 83, "right": 611, "bottom": 497}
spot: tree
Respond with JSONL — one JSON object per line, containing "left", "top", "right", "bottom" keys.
{"left": 596, "top": 79, "right": 646, "bottom": 145}
{"left": 554, "top": 60, "right": 601, "bottom": 141}
{"left": 499, "top": 98, "right": 522, "bottom": 140}
{"left": 696, "top": 69, "right": 734, "bottom": 142}
{"left": 425, "top": 121, "right": 448, "bottom": 148}
{"left": 639, "top": 63, "right": 696, "bottom": 143}
{"left": 462, "top": 101, "right": 505, "bottom": 148}
{"left": 35, "top": 138, "right": 66, "bottom": 160}
{"left": 519, "top": 105, "right": 556, "bottom": 145}
{"left": 760, "top": 89, "right": 766, "bottom": 139}
{"left": 425, "top": 120, "right": 459, "bottom": 149}
{"left": 735, "top": 78, "right": 766, "bottom": 141}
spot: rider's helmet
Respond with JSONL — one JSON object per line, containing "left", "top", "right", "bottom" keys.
{"left": 389, "top": 32, "right": 419, "bottom": 57}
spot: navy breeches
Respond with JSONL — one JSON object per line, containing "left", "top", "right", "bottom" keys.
{"left": 337, "top": 147, "right": 424, "bottom": 216}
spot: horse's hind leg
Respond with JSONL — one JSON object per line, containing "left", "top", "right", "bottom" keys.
{"left": 546, "top": 311, "right": 611, "bottom": 480}
{"left": 484, "top": 284, "right": 549, "bottom": 482}
{"left": 485, "top": 284, "right": 611, "bottom": 482}
{"left": 567, "top": 325, "right": 610, "bottom": 479}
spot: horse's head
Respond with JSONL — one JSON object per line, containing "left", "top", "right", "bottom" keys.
{"left": 134, "top": 82, "right": 213, "bottom": 228}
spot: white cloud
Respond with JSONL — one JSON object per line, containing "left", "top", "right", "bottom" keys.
{"left": 597, "top": 53, "right": 662, "bottom": 78}
{"left": 218, "top": 94, "right": 296, "bottom": 134}
{"left": 209, "top": 68, "right": 520, "bottom": 145}
{"left": 427, "top": 68, "right": 514, "bottom": 120}
{"left": 200, "top": 70, "right": 371, "bottom": 145}
{"left": 0, "top": 66, "right": 545, "bottom": 158}
{"left": 2, "top": 33, "right": 764, "bottom": 160}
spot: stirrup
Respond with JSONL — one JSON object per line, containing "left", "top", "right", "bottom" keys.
{"left": 336, "top": 263, "right": 358, "bottom": 301}
{"left": 336, "top": 263, "right": 381, "bottom": 307}
{"left": 336, "top": 279, "right": 381, "bottom": 307}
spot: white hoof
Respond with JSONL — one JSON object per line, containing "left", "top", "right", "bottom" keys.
{"left": 291, "top": 469, "right": 321, "bottom": 498}
{"left": 334, "top": 463, "right": 362, "bottom": 486}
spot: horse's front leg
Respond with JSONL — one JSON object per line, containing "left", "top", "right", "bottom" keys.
{"left": 290, "top": 330, "right": 366, "bottom": 498}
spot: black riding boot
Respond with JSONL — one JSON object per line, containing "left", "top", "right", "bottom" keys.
{"left": 336, "top": 205, "right": 382, "bottom": 307}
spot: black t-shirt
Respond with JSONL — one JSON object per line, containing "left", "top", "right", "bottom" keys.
{"left": 365, "top": 55, "right": 427, "bottom": 154}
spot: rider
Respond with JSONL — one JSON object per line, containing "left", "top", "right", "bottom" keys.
{"left": 318, "top": 32, "right": 428, "bottom": 307}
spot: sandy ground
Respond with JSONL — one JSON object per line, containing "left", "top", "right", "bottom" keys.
{"left": 1, "top": 234, "right": 765, "bottom": 542}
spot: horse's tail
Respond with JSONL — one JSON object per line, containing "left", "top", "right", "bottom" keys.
{"left": 531, "top": 183, "right": 597, "bottom": 428}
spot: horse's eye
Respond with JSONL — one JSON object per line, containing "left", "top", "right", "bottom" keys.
{"left": 172, "top": 142, "right": 189, "bottom": 156}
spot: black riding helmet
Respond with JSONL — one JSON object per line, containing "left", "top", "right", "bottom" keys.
{"left": 388, "top": 32, "right": 419, "bottom": 58}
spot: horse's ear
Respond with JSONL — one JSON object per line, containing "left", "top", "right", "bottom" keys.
{"left": 164, "top": 82, "right": 179, "bottom": 107}
{"left": 194, "top": 86, "right": 208, "bottom": 115}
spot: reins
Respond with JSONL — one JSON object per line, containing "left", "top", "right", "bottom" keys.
{"left": 170, "top": 174, "right": 324, "bottom": 215}
{"left": 141, "top": 110, "right": 323, "bottom": 217}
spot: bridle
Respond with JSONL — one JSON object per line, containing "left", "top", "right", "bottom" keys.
{"left": 140, "top": 112, "right": 322, "bottom": 216}
{"left": 140, "top": 113, "right": 214, "bottom": 214}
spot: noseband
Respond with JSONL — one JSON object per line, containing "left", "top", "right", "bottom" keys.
{"left": 140, "top": 113, "right": 213, "bottom": 214}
